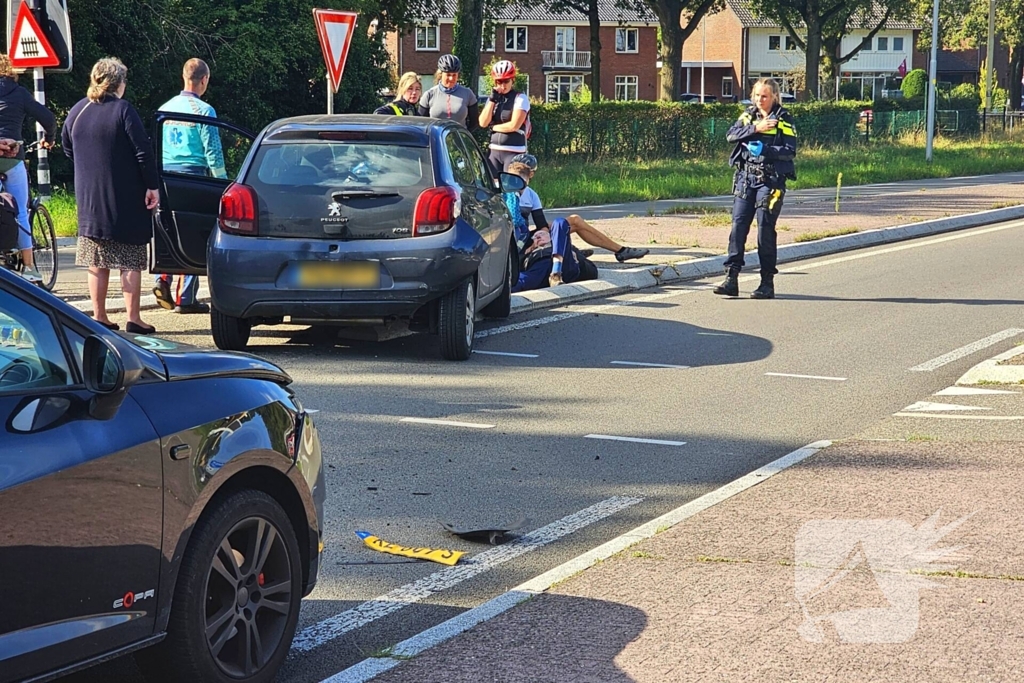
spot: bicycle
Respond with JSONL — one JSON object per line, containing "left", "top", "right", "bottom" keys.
{"left": 0, "top": 140, "right": 58, "bottom": 291}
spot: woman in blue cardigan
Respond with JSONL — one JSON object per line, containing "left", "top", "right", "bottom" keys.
{"left": 62, "top": 57, "right": 160, "bottom": 333}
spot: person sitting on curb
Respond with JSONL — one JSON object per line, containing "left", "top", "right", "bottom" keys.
{"left": 512, "top": 217, "right": 598, "bottom": 292}
{"left": 509, "top": 153, "right": 649, "bottom": 264}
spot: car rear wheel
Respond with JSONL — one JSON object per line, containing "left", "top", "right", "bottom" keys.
{"left": 481, "top": 248, "right": 513, "bottom": 320}
{"left": 212, "top": 306, "right": 252, "bottom": 351}
{"left": 438, "top": 277, "right": 475, "bottom": 360}
{"left": 136, "top": 490, "right": 302, "bottom": 683}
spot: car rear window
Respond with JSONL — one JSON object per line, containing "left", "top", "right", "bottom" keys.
{"left": 248, "top": 142, "right": 431, "bottom": 190}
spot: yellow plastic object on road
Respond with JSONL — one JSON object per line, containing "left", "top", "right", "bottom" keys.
{"left": 355, "top": 531, "right": 465, "bottom": 566}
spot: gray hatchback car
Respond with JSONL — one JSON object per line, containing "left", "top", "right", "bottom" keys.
{"left": 151, "top": 114, "right": 524, "bottom": 360}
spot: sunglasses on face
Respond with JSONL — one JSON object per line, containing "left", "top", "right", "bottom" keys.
{"left": 495, "top": 78, "right": 512, "bottom": 85}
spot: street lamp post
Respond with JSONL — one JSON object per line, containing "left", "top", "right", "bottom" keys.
{"left": 925, "top": 0, "right": 939, "bottom": 162}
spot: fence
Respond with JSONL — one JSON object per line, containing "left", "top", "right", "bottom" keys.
{"left": 521, "top": 104, "right": 994, "bottom": 163}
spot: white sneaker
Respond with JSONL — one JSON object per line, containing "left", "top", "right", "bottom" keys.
{"left": 20, "top": 266, "right": 42, "bottom": 284}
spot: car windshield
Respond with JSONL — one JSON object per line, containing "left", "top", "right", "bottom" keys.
{"left": 251, "top": 142, "right": 429, "bottom": 189}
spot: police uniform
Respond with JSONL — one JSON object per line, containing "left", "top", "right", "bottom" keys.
{"left": 718, "top": 102, "right": 797, "bottom": 298}
{"left": 373, "top": 99, "right": 419, "bottom": 116}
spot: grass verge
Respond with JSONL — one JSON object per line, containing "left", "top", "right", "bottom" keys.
{"left": 793, "top": 227, "right": 860, "bottom": 242}
{"left": 532, "top": 136, "right": 1024, "bottom": 208}
{"left": 43, "top": 187, "right": 77, "bottom": 238}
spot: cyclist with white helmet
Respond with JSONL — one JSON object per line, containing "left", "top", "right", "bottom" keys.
{"left": 478, "top": 59, "right": 530, "bottom": 173}
{"left": 418, "top": 54, "right": 479, "bottom": 129}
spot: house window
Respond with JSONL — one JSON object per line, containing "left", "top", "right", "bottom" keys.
{"left": 768, "top": 35, "right": 781, "bottom": 51}
{"left": 615, "top": 76, "right": 638, "bottom": 100}
{"left": 547, "top": 74, "right": 583, "bottom": 102}
{"left": 722, "top": 76, "right": 733, "bottom": 98}
{"left": 481, "top": 28, "right": 495, "bottom": 52}
{"left": 415, "top": 25, "right": 438, "bottom": 51}
{"left": 616, "top": 28, "right": 638, "bottom": 53}
{"left": 785, "top": 35, "right": 797, "bottom": 51}
{"left": 893, "top": 36, "right": 904, "bottom": 51}
{"left": 505, "top": 26, "right": 528, "bottom": 52}
{"left": 877, "top": 36, "right": 888, "bottom": 51}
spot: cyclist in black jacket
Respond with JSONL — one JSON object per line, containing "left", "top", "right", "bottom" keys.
{"left": 714, "top": 77, "right": 797, "bottom": 300}
{"left": 0, "top": 54, "right": 57, "bottom": 281}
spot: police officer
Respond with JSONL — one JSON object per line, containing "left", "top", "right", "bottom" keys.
{"left": 714, "top": 77, "right": 797, "bottom": 299}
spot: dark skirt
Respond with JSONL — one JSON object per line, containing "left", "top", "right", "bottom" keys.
{"left": 75, "top": 236, "right": 147, "bottom": 271}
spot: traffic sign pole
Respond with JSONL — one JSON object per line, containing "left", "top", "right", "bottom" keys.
{"left": 312, "top": 8, "right": 357, "bottom": 115}
{"left": 327, "top": 79, "right": 333, "bottom": 115}
{"left": 33, "top": 64, "right": 49, "bottom": 200}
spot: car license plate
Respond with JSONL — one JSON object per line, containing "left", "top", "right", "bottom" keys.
{"left": 296, "top": 262, "right": 380, "bottom": 288}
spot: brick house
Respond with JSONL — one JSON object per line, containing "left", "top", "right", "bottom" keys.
{"left": 386, "top": 0, "right": 659, "bottom": 102}
{"left": 680, "top": 0, "right": 919, "bottom": 101}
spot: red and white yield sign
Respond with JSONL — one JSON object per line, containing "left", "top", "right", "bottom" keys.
{"left": 313, "top": 9, "right": 358, "bottom": 93}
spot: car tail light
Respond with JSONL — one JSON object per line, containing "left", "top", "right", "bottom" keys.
{"left": 413, "top": 186, "right": 460, "bottom": 236}
{"left": 219, "top": 183, "right": 258, "bottom": 235}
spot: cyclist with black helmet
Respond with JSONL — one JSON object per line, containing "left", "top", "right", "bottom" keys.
{"left": 418, "top": 54, "right": 479, "bottom": 129}
{"left": 478, "top": 59, "right": 530, "bottom": 173}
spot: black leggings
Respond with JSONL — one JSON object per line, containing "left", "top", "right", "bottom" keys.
{"left": 487, "top": 149, "right": 521, "bottom": 175}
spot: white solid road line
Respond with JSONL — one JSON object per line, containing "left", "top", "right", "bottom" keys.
{"left": 320, "top": 440, "right": 832, "bottom": 683}
{"left": 292, "top": 496, "right": 643, "bottom": 655}
{"left": 893, "top": 413, "right": 1024, "bottom": 421}
{"left": 610, "top": 361, "right": 691, "bottom": 369}
{"left": 473, "top": 350, "right": 540, "bottom": 358}
{"left": 399, "top": 417, "right": 495, "bottom": 429}
{"left": 765, "top": 372, "right": 847, "bottom": 382}
{"left": 585, "top": 434, "right": 687, "bottom": 446}
{"left": 936, "top": 386, "right": 1018, "bottom": 396}
{"left": 909, "top": 329, "right": 1024, "bottom": 372}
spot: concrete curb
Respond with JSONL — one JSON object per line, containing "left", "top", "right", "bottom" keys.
{"left": 956, "top": 345, "right": 1024, "bottom": 385}
{"left": 68, "top": 204, "right": 1024, "bottom": 318}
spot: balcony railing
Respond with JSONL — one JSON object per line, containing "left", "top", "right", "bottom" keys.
{"left": 541, "top": 50, "right": 591, "bottom": 70}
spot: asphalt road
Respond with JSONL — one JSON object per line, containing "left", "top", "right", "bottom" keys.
{"left": 62, "top": 218, "right": 1024, "bottom": 682}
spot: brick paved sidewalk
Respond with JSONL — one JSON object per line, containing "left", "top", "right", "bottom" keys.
{"left": 365, "top": 391, "right": 1024, "bottom": 681}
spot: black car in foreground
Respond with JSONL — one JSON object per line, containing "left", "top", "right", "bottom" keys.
{"left": 0, "top": 266, "right": 325, "bottom": 683}
{"left": 150, "top": 114, "right": 526, "bottom": 360}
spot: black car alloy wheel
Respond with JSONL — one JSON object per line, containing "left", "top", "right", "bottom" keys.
{"left": 205, "top": 515, "right": 294, "bottom": 677}
{"left": 138, "top": 490, "right": 302, "bottom": 683}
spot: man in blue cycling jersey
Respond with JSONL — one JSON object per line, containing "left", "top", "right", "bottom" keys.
{"left": 153, "top": 58, "right": 227, "bottom": 314}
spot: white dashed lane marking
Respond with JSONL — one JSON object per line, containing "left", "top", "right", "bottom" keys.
{"left": 765, "top": 372, "right": 847, "bottom": 382}
{"left": 610, "top": 361, "right": 690, "bottom": 369}
{"left": 584, "top": 434, "right": 686, "bottom": 447}
{"left": 473, "top": 350, "right": 539, "bottom": 358}
{"left": 399, "top": 417, "right": 495, "bottom": 429}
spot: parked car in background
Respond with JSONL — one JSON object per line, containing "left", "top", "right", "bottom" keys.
{"left": 679, "top": 93, "right": 718, "bottom": 103}
{"left": 739, "top": 93, "right": 797, "bottom": 106}
{"left": 0, "top": 265, "right": 325, "bottom": 683}
{"left": 151, "top": 114, "right": 524, "bottom": 361}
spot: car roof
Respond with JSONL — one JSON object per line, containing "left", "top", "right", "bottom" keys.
{"left": 261, "top": 115, "right": 458, "bottom": 146}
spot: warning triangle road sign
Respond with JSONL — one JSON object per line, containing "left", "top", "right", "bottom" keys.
{"left": 9, "top": 2, "right": 59, "bottom": 69}
{"left": 313, "top": 9, "right": 358, "bottom": 94}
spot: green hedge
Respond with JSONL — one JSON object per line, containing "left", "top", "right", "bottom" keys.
{"left": 518, "top": 100, "right": 867, "bottom": 161}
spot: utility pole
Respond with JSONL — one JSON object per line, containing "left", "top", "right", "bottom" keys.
{"left": 986, "top": 0, "right": 996, "bottom": 113}
{"left": 700, "top": 16, "right": 706, "bottom": 103}
{"left": 925, "top": 0, "right": 939, "bottom": 162}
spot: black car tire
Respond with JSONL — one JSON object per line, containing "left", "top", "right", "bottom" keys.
{"left": 438, "top": 276, "right": 475, "bottom": 361}
{"left": 481, "top": 248, "right": 513, "bottom": 319}
{"left": 211, "top": 306, "right": 252, "bottom": 351}
{"left": 136, "top": 490, "right": 302, "bottom": 683}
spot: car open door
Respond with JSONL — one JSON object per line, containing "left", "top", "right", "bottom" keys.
{"left": 151, "top": 112, "right": 255, "bottom": 275}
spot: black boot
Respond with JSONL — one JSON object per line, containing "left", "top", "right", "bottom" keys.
{"left": 713, "top": 269, "right": 739, "bottom": 297}
{"left": 750, "top": 275, "right": 775, "bottom": 299}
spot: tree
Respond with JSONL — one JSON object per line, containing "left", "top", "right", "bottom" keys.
{"left": 644, "top": 0, "right": 723, "bottom": 101}
{"left": 751, "top": 0, "right": 910, "bottom": 100}
{"left": 900, "top": 67, "right": 928, "bottom": 97}
{"left": 942, "top": 0, "right": 1024, "bottom": 110}
{"left": 452, "top": 0, "right": 487, "bottom": 90}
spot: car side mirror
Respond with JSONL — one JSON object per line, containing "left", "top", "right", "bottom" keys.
{"left": 83, "top": 334, "right": 145, "bottom": 420}
{"left": 499, "top": 172, "right": 526, "bottom": 193}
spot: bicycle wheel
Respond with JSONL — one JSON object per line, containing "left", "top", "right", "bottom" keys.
{"left": 30, "top": 202, "right": 58, "bottom": 291}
